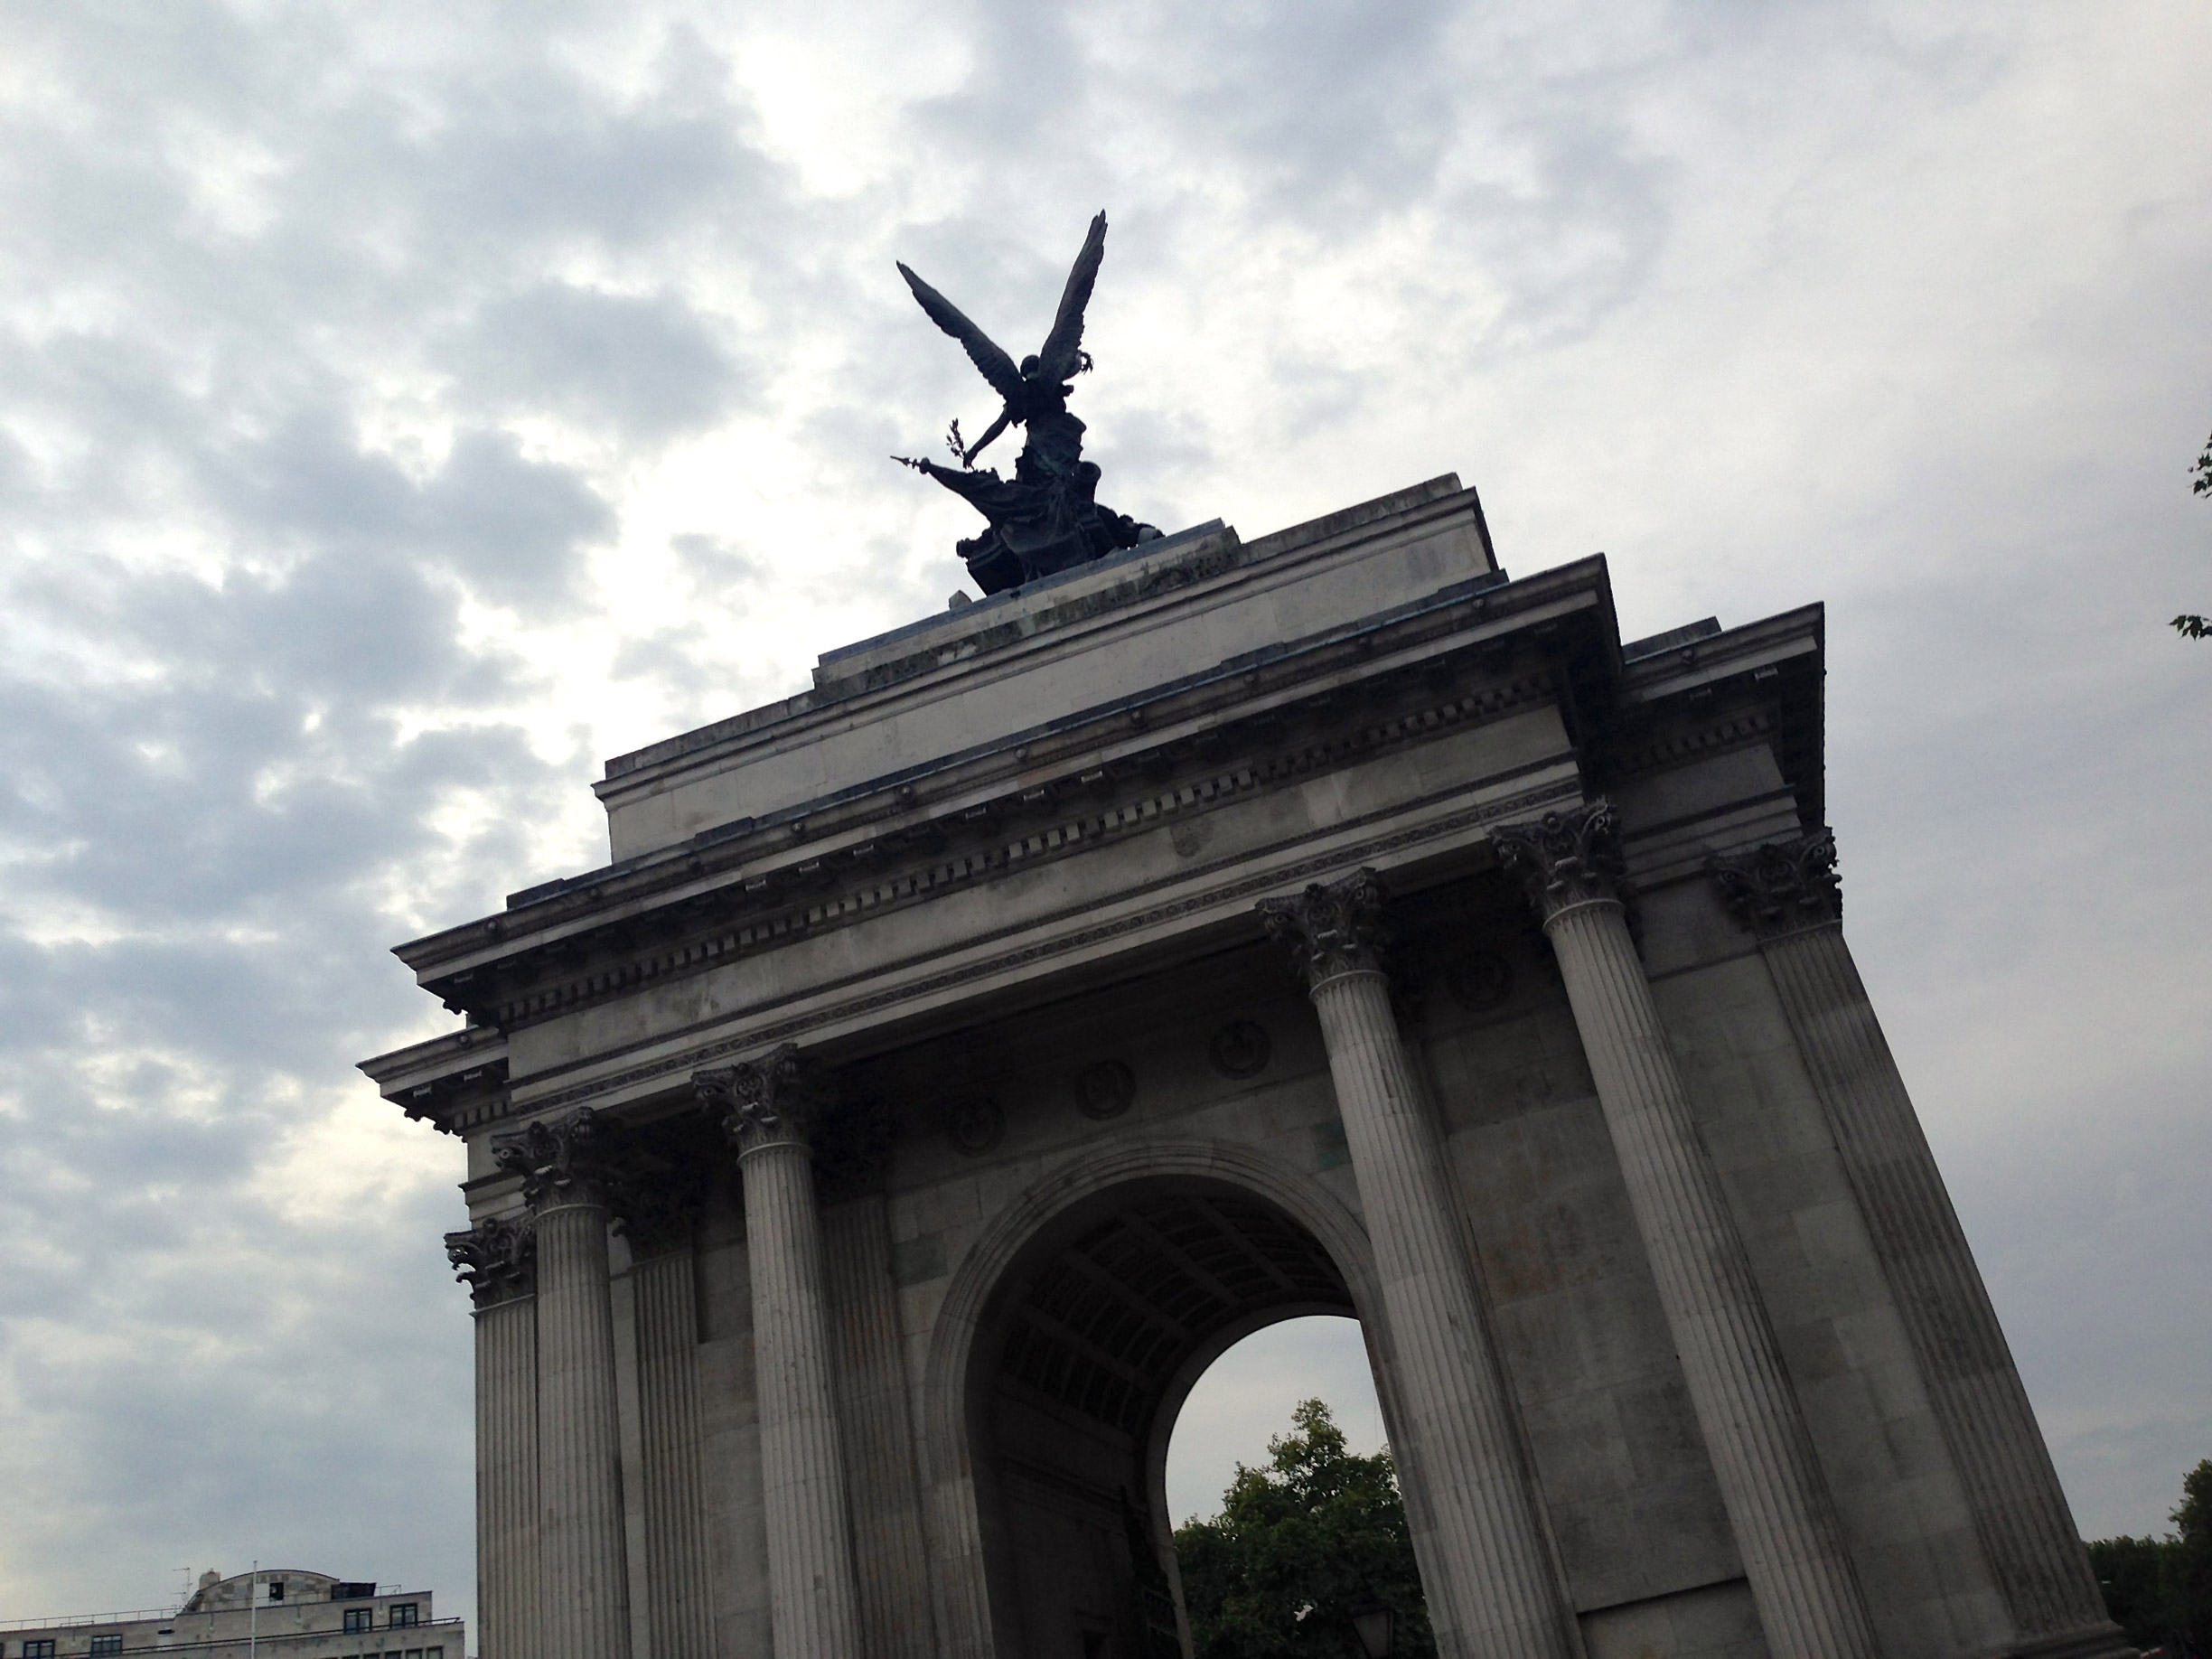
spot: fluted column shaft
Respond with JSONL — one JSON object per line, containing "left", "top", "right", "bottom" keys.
{"left": 1712, "top": 831, "right": 2124, "bottom": 1654}
{"left": 536, "top": 1197, "right": 634, "bottom": 1659}
{"left": 1261, "top": 871, "right": 1574, "bottom": 1659}
{"left": 1311, "top": 969, "right": 1578, "bottom": 1659}
{"left": 475, "top": 1298, "right": 539, "bottom": 1659}
{"left": 634, "top": 1248, "right": 717, "bottom": 1659}
{"left": 742, "top": 1136, "right": 864, "bottom": 1657}
{"left": 1543, "top": 895, "right": 1878, "bottom": 1657}
{"left": 824, "top": 1196, "right": 938, "bottom": 1659}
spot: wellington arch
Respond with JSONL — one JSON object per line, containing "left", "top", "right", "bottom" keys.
{"left": 363, "top": 475, "right": 2130, "bottom": 1659}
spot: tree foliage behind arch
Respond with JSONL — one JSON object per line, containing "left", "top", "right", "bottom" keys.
{"left": 2085, "top": 1457, "right": 2212, "bottom": 1654}
{"left": 1173, "top": 1399, "right": 1436, "bottom": 1659}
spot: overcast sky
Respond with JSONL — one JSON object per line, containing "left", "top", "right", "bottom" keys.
{"left": 2, "top": 0, "right": 2207, "bottom": 1632}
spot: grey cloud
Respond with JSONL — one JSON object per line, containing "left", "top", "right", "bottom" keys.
{"left": 417, "top": 429, "right": 614, "bottom": 606}
{"left": 0, "top": 0, "right": 2204, "bottom": 1630}
{"left": 452, "top": 283, "right": 752, "bottom": 441}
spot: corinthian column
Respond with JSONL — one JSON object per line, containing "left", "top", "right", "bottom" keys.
{"left": 1711, "top": 832, "right": 2130, "bottom": 1659}
{"left": 445, "top": 1214, "right": 539, "bottom": 1659}
{"left": 1495, "top": 804, "right": 1878, "bottom": 1659}
{"left": 698, "top": 1047, "right": 862, "bottom": 1659}
{"left": 613, "top": 1175, "right": 717, "bottom": 1659}
{"left": 1258, "top": 871, "right": 1574, "bottom": 1659}
{"left": 492, "top": 1110, "right": 633, "bottom": 1659}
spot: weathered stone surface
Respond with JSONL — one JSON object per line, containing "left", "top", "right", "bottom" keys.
{"left": 364, "top": 473, "right": 2091, "bottom": 1659}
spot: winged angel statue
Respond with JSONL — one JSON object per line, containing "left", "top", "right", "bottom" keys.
{"left": 895, "top": 212, "right": 1158, "bottom": 595}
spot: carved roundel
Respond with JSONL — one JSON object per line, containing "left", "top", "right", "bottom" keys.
{"left": 1075, "top": 1060, "right": 1136, "bottom": 1120}
{"left": 1209, "top": 1019, "right": 1273, "bottom": 1080}
{"left": 1444, "top": 951, "right": 1514, "bottom": 1013}
{"left": 944, "top": 1097, "right": 1005, "bottom": 1157}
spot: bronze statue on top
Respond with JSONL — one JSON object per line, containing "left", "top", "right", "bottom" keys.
{"left": 895, "top": 211, "right": 1158, "bottom": 595}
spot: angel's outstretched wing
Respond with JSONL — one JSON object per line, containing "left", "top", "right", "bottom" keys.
{"left": 1036, "top": 211, "right": 1107, "bottom": 382}
{"left": 898, "top": 263, "right": 1023, "bottom": 402}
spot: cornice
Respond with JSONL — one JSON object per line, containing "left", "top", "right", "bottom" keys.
{"left": 495, "top": 771, "right": 1583, "bottom": 1125}
{"left": 356, "top": 1026, "right": 508, "bottom": 1138}
{"left": 1601, "top": 602, "right": 1825, "bottom": 831}
{"left": 394, "top": 553, "right": 1611, "bottom": 990}
{"left": 411, "top": 656, "right": 1570, "bottom": 1031}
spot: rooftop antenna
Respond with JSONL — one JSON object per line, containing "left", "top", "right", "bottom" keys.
{"left": 175, "top": 1568, "right": 192, "bottom": 1611}
{"left": 248, "top": 1559, "right": 258, "bottom": 1659}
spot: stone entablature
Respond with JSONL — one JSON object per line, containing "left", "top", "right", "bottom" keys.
{"left": 374, "top": 478, "right": 1832, "bottom": 1141}
{"left": 362, "top": 470, "right": 2124, "bottom": 1659}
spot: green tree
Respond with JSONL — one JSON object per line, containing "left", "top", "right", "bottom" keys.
{"left": 2177, "top": 429, "right": 2211, "bottom": 639}
{"left": 2085, "top": 1457, "right": 2212, "bottom": 1653}
{"left": 1173, "top": 1399, "right": 1435, "bottom": 1659}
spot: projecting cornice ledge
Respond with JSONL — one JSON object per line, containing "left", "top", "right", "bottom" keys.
{"left": 358, "top": 1026, "right": 510, "bottom": 1138}
{"left": 484, "top": 768, "right": 1585, "bottom": 1128}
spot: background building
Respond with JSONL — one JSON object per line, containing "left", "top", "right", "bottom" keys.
{"left": 0, "top": 1570, "right": 464, "bottom": 1659}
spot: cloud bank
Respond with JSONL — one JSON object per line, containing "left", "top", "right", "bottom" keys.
{"left": 1, "top": 0, "right": 2206, "bottom": 1626}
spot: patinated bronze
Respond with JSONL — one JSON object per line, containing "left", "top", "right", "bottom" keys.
{"left": 894, "top": 211, "right": 1158, "bottom": 594}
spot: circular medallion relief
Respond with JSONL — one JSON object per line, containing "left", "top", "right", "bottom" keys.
{"left": 1209, "top": 1019, "right": 1273, "bottom": 1080}
{"left": 1444, "top": 951, "right": 1514, "bottom": 1013}
{"left": 944, "top": 1097, "right": 1005, "bottom": 1157}
{"left": 1074, "top": 1059, "right": 1137, "bottom": 1120}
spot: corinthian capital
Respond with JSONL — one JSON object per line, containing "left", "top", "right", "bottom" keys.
{"left": 697, "top": 1045, "right": 834, "bottom": 1158}
{"left": 445, "top": 1213, "right": 537, "bottom": 1307}
{"left": 1707, "top": 829, "right": 1841, "bottom": 936}
{"left": 1493, "top": 801, "right": 1628, "bottom": 923}
{"left": 1258, "top": 867, "right": 1388, "bottom": 989}
{"left": 491, "top": 1108, "right": 621, "bottom": 1212}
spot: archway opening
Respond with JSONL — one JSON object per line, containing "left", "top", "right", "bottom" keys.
{"left": 967, "top": 1176, "right": 1364, "bottom": 1659}
{"left": 1165, "top": 1315, "right": 1385, "bottom": 1527}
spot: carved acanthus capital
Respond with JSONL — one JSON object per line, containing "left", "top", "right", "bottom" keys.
{"left": 1493, "top": 801, "right": 1629, "bottom": 924}
{"left": 1707, "top": 830, "right": 1841, "bottom": 937}
{"left": 1258, "top": 868, "right": 1389, "bottom": 989}
{"left": 445, "top": 1213, "right": 537, "bottom": 1307}
{"left": 491, "top": 1107, "right": 622, "bottom": 1212}
{"left": 697, "top": 1045, "right": 835, "bottom": 1158}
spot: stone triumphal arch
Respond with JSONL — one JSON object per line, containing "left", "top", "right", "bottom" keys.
{"left": 364, "top": 476, "right": 2128, "bottom": 1659}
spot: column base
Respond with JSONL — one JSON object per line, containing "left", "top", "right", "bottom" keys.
{"left": 1994, "top": 1623, "right": 2140, "bottom": 1659}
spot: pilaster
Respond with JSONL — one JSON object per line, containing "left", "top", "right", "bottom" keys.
{"left": 1711, "top": 831, "right": 2131, "bottom": 1659}
{"left": 1259, "top": 869, "right": 1576, "bottom": 1659}
{"left": 1496, "top": 802, "right": 1879, "bottom": 1659}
